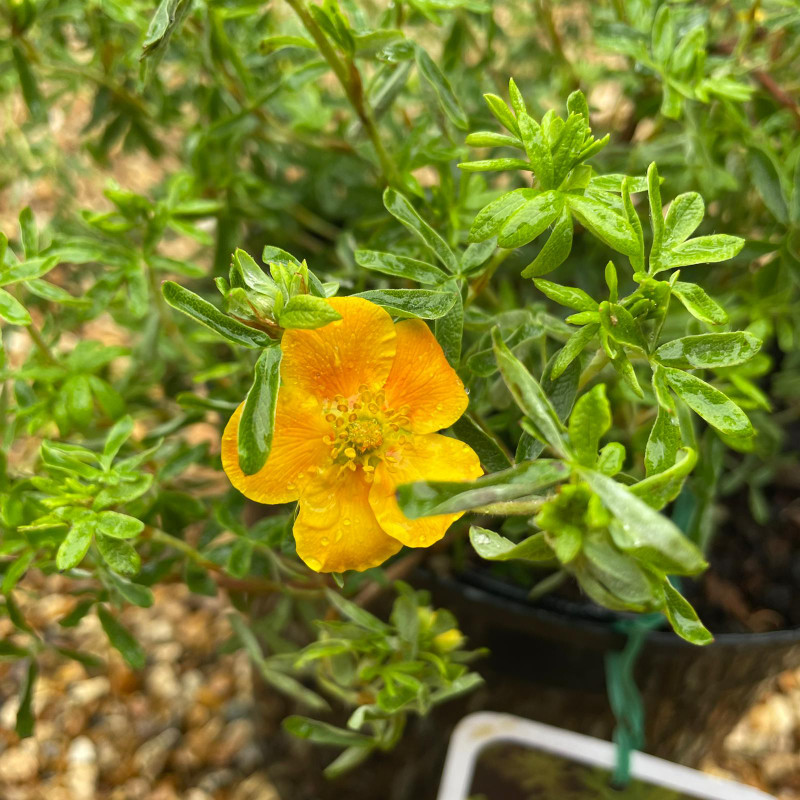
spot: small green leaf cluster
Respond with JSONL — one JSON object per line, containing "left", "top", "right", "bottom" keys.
{"left": 463, "top": 83, "right": 629, "bottom": 276}
{"left": 399, "top": 339, "right": 711, "bottom": 645}
{"left": 283, "top": 584, "right": 483, "bottom": 777}
{"left": 12, "top": 417, "right": 151, "bottom": 579}
{"left": 596, "top": 4, "right": 753, "bottom": 119}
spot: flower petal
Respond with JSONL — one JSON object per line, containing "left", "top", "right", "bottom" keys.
{"left": 280, "top": 297, "right": 397, "bottom": 403}
{"left": 221, "top": 390, "right": 330, "bottom": 504}
{"left": 294, "top": 467, "right": 402, "bottom": 573}
{"left": 370, "top": 433, "right": 482, "bottom": 548}
{"left": 383, "top": 319, "right": 469, "bottom": 433}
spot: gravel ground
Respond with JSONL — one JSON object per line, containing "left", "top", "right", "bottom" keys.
{"left": 1, "top": 576, "right": 798, "bottom": 800}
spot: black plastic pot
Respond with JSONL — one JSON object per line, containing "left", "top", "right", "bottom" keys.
{"left": 415, "top": 567, "right": 800, "bottom": 765}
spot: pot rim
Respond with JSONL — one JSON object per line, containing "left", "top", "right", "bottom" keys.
{"left": 427, "top": 568, "right": 800, "bottom": 649}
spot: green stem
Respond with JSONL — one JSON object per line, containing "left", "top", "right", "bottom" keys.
{"left": 26, "top": 320, "right": 56, "bottom": 364}
{"left": 283, "top": 0, "right": 401, "bottom": 188}
{"left": 466, "top": 249, "right": 511, "bottom": 307}
{"left": 534, "top": 0, "right": 579, "bottom": 90}
{"left": 578, "top": 349, "right": 610, "bottom": 390}
{"left": 145, "top": 526, "right": 321, "bottom": 596}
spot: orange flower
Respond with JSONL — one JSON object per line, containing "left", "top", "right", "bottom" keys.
{"left": 222, "top": 297, "right": 482, "bottom": 573}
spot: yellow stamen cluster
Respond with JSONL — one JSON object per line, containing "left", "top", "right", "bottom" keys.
{"left": 323, "top": 385, "right": 411, "bottom": 480}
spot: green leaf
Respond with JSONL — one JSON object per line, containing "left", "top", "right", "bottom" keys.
{"left": 458, "top": 158, "right": 532, "bottom": 172}
{"left": 162, "top": 281, "right": 273, "bottom": 348}
{"left": 106, "top": 572, "right": 154, "bottom": 608}
{"left": 238, "top": 347, "right": 282, "bottom": 475}
{"left": 414, "top": 45, "right": 468, "bottom": 130}
{"left": 521, "top": 208, "right": 573, "bottom": 278}
{"left": 284, "top": 716, "right": 374, "bottom": 748}
{"left": 226, "top": 539, "right": 253, "bottom": 579}
{"left": 450, "top": 415, "right": 513, "bottom": 472}
{"left": 599, "top": 301, "right": 647, "bottom": 351}
{"left": 651, "top": 4, "right": 675, "bottom": 64}
{"left": 97, "top": 511, "right": 145, "bottom": 539}
{"left": 97, "top": 536, "right": 141, "bottom": 576}
{"left": 647, "top": 162, "right": 665, "bottom": 270}
{"left": 469, "top": 189, "right": 531, "bottom": 243}
{"left": 59, "top": 599, "right": 95, "bottom": 628}
{"left": 622, "top": 179, "right": 645, "bottom": 271}
{"left": 354, "top": 250, "right": 447, "bottom": 285}
{"left": 551, "top": 114, "right": 587, "bottom": 187}
{"left": 469, "top": 527, "right": 553, "bottom": 562}
{"left": 596, "top": 442, "right": 625, "bottom": 476}
{"left": 655, "top": 332, "right": 760, "bottom": 369}
{"left": 483, "top": 93, "right": 519, "bottom": 136}
{"left": 645, "top": 406, "right": 681, "bottom": 476}
{"left": 568, "top": 384, "right": 611, "bottom": 466}
{"left": 604, "top": 261, "right": 618, "bottom": 302}
{"left": 278, "top": 295, "right": 341, "bottom": 329}
{"left": 581, "top": 532, "right": 658, "bottom": 608}
{"left": 354, "top": 289, "right": 456, "bottom": 319}
{"left": 56, "top": 522, "right": 93, "bottom": 570}
{"left": 26, "top": 278, "right": 87, "bottom": 306}
{"left": 580, "top": 468, "right": 707, "bottom": 575}
{"left": 658, "top": 235, "right": 744, "bottom": 271}
{"left": 101, "top": 415, "right": 134, "bottom": 470}
{"left": 141, "top": 0, "right": 192, "bottom": 59}
{"left": 567, "top": 195, "right": 639, "bottom": 256}
{"left": 497, "top": 191, "right": 563, "bottom": 249}
{"left": 94, "top": 474, "right": 153, "bottom": 510}
{"left": 64, "top": 375, "right": 94, "bottom": 428}
{"left": 663, "top": 367, "right": 753, "bottom": 437}
{"left": 662, "top": 580, "right": 713, "bottom": 645}
{"left": 260, "top": 34, "right": 315, "bottom": 53}
{"left": 12, "top": 43, "right": 45, "bottom": 123}
{"left": 323, "top": 745, "right": 375, "bottom": 779}
{"left": 2, "top": 552, "right": 35, "bottom": 594}
{"left": 534, "top": 278, "right": 597, "bottom": 312}
{"left": 0, "top": 288, "right": 31, "bottom": 326}
{"left": 435, "top": 281, "right": 463, "bottom": 366}
{"left": 508, "top": 78, "right": 527, "bottom": 117}
{"left": 19, "top": 207, "right": 37, "bottom": 258}
{"left": 663, "top": 193, "right": 704, "bottom": 249}
{"left": 383, "top": 189, "right": 459, "bottom": 272}
{"left": 566, "top": 89, "right": 590, "bottom": 120}
{"left": 97, "top": 605, "right": 145, "bottom": 669}
{"left": 325, "top": 588, "right": 391, "bottom": 634}
{"left": 492, "top": 328, "right": 567, "bottom": 453}
{"left": 630, "top": 440, "right": 697, "bottom": 509}
{"left": 517, "top": 113, "right": 554, "bottom": 189}
{"left": 630, "top": 446, "right": 697, "bottom": 510}
{"left": 671, "top": 281, "right": 729, "bottom": 326}
{"left": 397, "top": 460, "right": 568, "bottom": 518}
{"left": 15, "top": 660, "right": 38, "bottom": 739}
{"left": 551, "top": 323, "right": 598, "bottom": 380}
{"left": 464, "top": 131, "right": 523, "bottom": 148}
{"left": 747, "top": 147, "right": 789, "bottom": 225}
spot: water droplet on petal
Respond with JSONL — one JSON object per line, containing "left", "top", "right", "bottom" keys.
{"left": 306, "top": 557, "right": 323, "bottom": 572}
{"left": 343, "top": 518, "right": 351, "bottom": 526}
{"left": 321, "top": 537, "right": 330, "bottom": 547}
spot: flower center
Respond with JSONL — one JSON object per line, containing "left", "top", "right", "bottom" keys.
{"left": 322, "top": 385, "right": 411, "bottom": 478}
{"left": 346, "top": 418, "right": 383, "bottom": 453}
